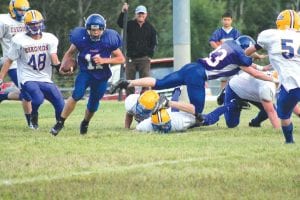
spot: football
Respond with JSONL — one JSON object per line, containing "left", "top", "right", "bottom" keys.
{"left": 61, "top": 58, "right": 77, "bottom": 72}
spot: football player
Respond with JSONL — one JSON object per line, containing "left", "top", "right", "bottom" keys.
{"left": 50, "top": 14, "right": 125, "bottom": 136}
{"left": 0, "top": 0, "right": 33, "bottom": 127}
{"left": 223, "top": 71, "right": 280, "bottom": 129}
{"left": 110, "top": 35, "right": 277, "bottom": 123}
{"left": 0, "top": 10, "right": 65, "bottom": 129}
{"left": 124, "top": 90, "right": 196, "bottom": 133}
{"left": 245, "top": 9, "right": 300, "bottom": 143}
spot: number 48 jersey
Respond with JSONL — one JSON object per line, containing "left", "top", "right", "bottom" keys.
{"left": 7, "top": 32, "right": 58, "bottom": 85}
{"left": 257, "top": 29, "right": 300, "bottom": 91}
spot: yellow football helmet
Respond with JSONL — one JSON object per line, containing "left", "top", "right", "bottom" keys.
{"left": 9, "top": 0, "right": 30, "bottom": 21}
{"left": 276, "top": 9, "right": 300, "bottom": 30}
{"left": 138, "top": 90, "right": 159, "bottom": 110}
{"left": 151, "top": 108, "right": 172, "bottom": 133}
{"left": 24, "top": 10, "right": 44, "bottom": 35}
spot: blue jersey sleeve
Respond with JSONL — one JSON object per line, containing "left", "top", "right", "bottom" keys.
{"left": 102, "top": 29, "right": 122, "bottom": 52}
{"left": 69, "top": 27, "right": 87, "bottom": 48}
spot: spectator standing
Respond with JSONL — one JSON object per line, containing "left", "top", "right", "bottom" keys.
{"left": 117, "top": 3, "right": 157, "bottom": 96}
{"left": 209, "top": 12, "right": 241, "bottom": 105}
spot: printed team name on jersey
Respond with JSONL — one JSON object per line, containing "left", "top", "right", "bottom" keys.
{"left": 10, "top": 25, "right": 26, "bottom": 35}
{"left": 24, "top": 44, "right": 49, "bottom": 53}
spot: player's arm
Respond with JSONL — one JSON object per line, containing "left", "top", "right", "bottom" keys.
{"left": 168, "top": 101, "right": 196, "bottom": 115}
{"left": 245, "top": 44, "right": 262, "bottom": 56}
{"left": 209, "top": 41, "right": 220, "bottom": 49}
{"left": 240, "top": 65, "right": 275, "bottom": 82}
{"left": 93, "top": 48, "right": 125, "bottom": 65}
{"left": 125, "top": 112, "right": 134, "bottom": 129}
{"left": 59, "top": 44, "right": 77, "bottom": 75}
{"left": 50, "top": 53, "right": 61, "bottom": 72}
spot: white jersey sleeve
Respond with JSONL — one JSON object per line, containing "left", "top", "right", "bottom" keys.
{"left": 257, "top": 29, "right": 300, "bottom": 91}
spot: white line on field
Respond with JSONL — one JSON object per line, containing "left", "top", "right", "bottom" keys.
{"left": 1, "top": 155, "right": 225, "bottom": 186}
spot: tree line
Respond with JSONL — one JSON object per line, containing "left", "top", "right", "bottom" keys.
{"left": 1, "top": 0, "right": 299, "bottom": 86}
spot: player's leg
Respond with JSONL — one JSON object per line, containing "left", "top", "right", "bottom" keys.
{"left": 276, "top": 86, "right": 300, "bottom": 143}
{"left": 41, "top": 82, "right": 65, "bottom": 121}
{"left": 81, "top": 79, "right": 107, "bottom": 134}
{"left": 125, "top": 59, "right": 136, "bottom": 96}
{"left": 22, "top": 81, "right": 45, "bottom": 129}
{"left": 137, "top": 57, "right": 151, "bottom": 93}
{"left": 50, "top": 72, "right": 89, "bottom": 136}
{"left": 224, "top": 85, "right": 241, "bottom": 128}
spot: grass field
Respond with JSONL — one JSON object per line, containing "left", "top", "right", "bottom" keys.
{"left": 0, "top": 100, "right": 299, "bottom": 199}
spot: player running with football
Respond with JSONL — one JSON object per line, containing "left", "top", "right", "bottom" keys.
{"left": 245, "top": 9, "right": 300, "bottom": 144}
{"left": 50, "top": 14, "right": 125, "bottom": 136}
{"left": 0, "top": 10, "right": 65, "bottom": 129}
{"left": 110, "top": 35, "right": 278, "bottom": 124}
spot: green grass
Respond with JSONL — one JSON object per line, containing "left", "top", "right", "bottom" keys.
{"left": 0, "top": 101, "right": 299, "bottom": 200}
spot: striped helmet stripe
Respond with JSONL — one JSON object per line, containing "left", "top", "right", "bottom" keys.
{"left": 289, "top": 9, "right": 294, "bottom": 28}
{"left": 157, "top": 111, "right": 163, "bottom": 123}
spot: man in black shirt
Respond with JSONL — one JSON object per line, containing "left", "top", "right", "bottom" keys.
{"left": 117, "top": 3, "right": 157, "bottom": 96}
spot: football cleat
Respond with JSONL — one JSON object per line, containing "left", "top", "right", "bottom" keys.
{"left": 50, "top": 121, "right": 64, "bottom": 136}
{"left": 31, "top": 113, "right": 39, "bottom": 129}
{"left": 216, "top": 88, "right": 225, "bottom": 105}
{"left": 152, "top": 94, "right": 169, "bottom": 114}
{"left": 109, "top": 79, "right": 130, "bottom": 94}
{"left": 80, "top": 120, "right": 89, "bottom": 135}
{"left": 249, "top": 120, "right": 261, "bottom": 127}
{"left": 195, "top": 113, "right": 206, "bottom": 126}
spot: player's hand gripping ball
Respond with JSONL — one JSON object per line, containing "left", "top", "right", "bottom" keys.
{"left": 60, "top": 58, "right": 77, "bottom": 73}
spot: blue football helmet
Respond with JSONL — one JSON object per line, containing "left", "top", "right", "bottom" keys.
{"left": 85, "top": 14, "right": 106, "bottom": 41}
{"left": 235, "top": 35, "right": 256, "bottom": 50}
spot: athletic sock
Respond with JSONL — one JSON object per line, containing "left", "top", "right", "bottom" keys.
{"left": 25, "top": 114, "right": 31, "bottom": 126}
{"left": 282, "top": 123, "right": 294, "bottom": 144}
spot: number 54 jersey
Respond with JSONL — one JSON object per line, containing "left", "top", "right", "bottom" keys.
{"left": 7, "top": 32, "right": 58, "bottom": 85}
{"left": 257, "top": 29, "right": 300, "bottom": 91}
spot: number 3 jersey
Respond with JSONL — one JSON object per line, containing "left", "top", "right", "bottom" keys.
{"left": 257, "top": 29, "right": 300, "bottom": 91}
{"left": 197, "top": 40, "right": 253, "bottom": 80}
{"left": 7, "top": 32, "right": 58, "bottom": 84}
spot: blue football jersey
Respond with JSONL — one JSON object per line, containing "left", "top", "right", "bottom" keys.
{"left": 209, "top": 27, "right": 241, "bottom": 43}
{"left": 70, "top": 27, "right": 122, "bottom": 80}
{"left": 198, "top": 40, "right": 252, "bottom": 80}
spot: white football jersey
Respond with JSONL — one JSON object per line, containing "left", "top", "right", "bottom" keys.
{"left": 229, "top": 72, "right": 276, "bottom": 102}
{"left": 136, "top": 109, "right": 196, "bottom": 133}
{"left": 7, "top": 32, "right": 58, "bottom": 84}
{"left": 0, "top": 14, "right": 26, "bottom": 70}
{"left": 257, "top": 29, "right": 300, "bottom": 91}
